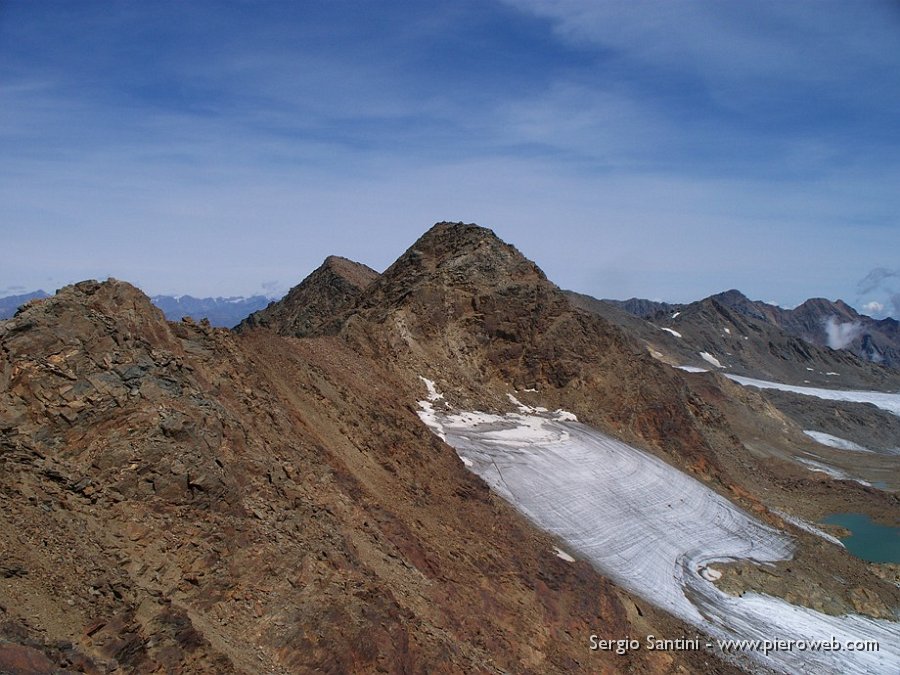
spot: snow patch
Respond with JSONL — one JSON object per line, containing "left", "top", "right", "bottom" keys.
{"left": 795, "top": 457, "right": 871, "bottom": 486}
{"left": 700, "top": 351, "right": 724, "bottom": 368}
{"left": 803, "top": 430, "right": 872, "bottom": 453}
{"left": 507, "top": 393, "right": 530, "bottom": 413}
{"left": 554, "top": 547, "right": 576, "bottom": 562}
{"left": 671, "top": 311, "right": 681, "bottom": 318}
{"left": 417, "top": 376, "right": 447, "bottom": 439}
{"left": 660, "top": 327, "right": 682, "bottom": 338}
{"left": 723, "top": 327, "right": 731, "bottom": 335}
{"left": 771, "top": 509, "right": 844, "bottom": 548}
{"left": 700, "top": 566, "right": 722, "bottom": 581}
{"left": 416, "top": 401, "right": 446, "bottom": 441}
{"left": 419, "top": 376, "right": 444, "bottom": 401}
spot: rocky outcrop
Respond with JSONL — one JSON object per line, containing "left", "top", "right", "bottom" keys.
{"left": 0, "top": 290, "right": 49, "bottom": 320}
{"left": 236, "top": 256, "right": 378, "bottom": 337}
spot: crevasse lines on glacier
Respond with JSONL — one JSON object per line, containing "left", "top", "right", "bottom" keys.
{"left": 421, "top": 405, "right": 900, "bottom": 674}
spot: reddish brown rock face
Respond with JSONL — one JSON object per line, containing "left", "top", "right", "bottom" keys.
{"left": 0, "top": 267, "right": 736, "bottom": 673}
{"left": 0, "top": 643, "right": 56, "bottom": 675}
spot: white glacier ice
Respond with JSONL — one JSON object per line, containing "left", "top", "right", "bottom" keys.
{"left": 419, "top": 404, "right": 900, "bottom": 674}
{"left": 723, "top": 374, "right": 900, "bottom": 418}
{"left": 803, "top": 430, "right": 872, "bottom": 453}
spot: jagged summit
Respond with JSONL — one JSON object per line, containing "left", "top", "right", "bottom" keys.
{"left": 351, "top": 221, "right": 557, "bottom": 324}
{"left": 1, "top": 279, "right": 178, "bottom": 355}
{"left": 235, "top": 255, "right": 378, "bottom": 337}
{"left": 320, "top": 254, "right": 380, "bottom": 289}
{"left": 709, "top": 289, "right": 753, "bottom": 310}
{"left": 396, "top": 221, "right": 544, "bottom": 279}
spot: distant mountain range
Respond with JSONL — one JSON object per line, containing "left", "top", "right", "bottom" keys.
{"left": 0, "top": 290, "right": 50, "bottom": 319}
{"left": 0, "top": 289, "right": 272, "bottom": 327}
{"left": 148, "top": 294, "right": 272, "bottom": 328}
{"left": 601, "top": 289, "right": 899, "bottom": 370}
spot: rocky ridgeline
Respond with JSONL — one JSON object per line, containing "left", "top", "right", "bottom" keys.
{"left": 236, "top": 256, "right": 378, "bottom": 337}
{"left": 569, "top": 289, "right": 900, "bottom": 390}
{"left": 601, "top": 288, "right": 900, "bottom": 371}
{"left": 1, "top": 273, "right": 727, "bottom": 673}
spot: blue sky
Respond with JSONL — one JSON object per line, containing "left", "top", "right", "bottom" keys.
{"left": 2, "top": 1, "right": 899, "bottom": 316}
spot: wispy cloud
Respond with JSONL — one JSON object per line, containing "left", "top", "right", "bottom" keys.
{"left": 857, "top": 269, "right": 900, "bottom": 319}
{"left": 824, "top": 317, "right": 862, "bottom": 350}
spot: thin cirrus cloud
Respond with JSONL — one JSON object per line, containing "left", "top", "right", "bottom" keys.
{"left": 0, "top": 0, "right": 898, "bottom": 312}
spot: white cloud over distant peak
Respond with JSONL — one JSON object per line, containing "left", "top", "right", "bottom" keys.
{"left": 824, "top": 317, "right": 862, "bottom": 350}
{"left": 862, "top": 301, "right": 884, "bottom": 316}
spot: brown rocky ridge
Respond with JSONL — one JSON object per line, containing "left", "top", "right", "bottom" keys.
{"left": 241, "top": 222, "right": 900, "bottom": 624}
{"left": 1, "top": 222, "right": 896, "bottom": 673}
{"left": 2, "top": 241, "right": 741, "bottom": 672}
{"left": 237, "top": 256, "right": 378, "bottom": 337}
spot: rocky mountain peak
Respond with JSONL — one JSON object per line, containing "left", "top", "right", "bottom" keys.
{"left": 235, "top": 256, "right": 378, "bottom": 337}
{"left": 352, "top": 222, "right": 555, "bottom": 321}
{"left": 0, "top": 279, "right": 178, "bottom": 358}
{"left": 321, "top": 254, "right": 380, "bottom": 289}
{"left": 393, "top": 221, "right": 545, "bottom": 284}
{"left": 710, "top": 289, "right": 751, "bottom": 307}
{"left": 704, "top": 289, "right": 773, "bottom": 322}
{"left": 793, "top": 297, "right": 855, "bottom": 319}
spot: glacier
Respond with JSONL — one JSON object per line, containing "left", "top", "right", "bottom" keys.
{"left": 419, "top": 397, "right": 900, "bottom": 674}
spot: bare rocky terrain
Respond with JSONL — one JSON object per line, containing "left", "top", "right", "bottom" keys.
{"left": 566, "top": 290, "right": 900, "bottom": 390}
{"left": 1, "top": 222, "right": 897, "bottom": 674}
{"left": 587, "top": 289, "right": 900, "bottom": 372}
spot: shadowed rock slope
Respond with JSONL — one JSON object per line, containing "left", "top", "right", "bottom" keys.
{"left": 593, "top": 288, "right": 900, "bottom": 371}
{"left": 236, "top": 255, "right": 379, "bottom": 337}
{"left": 566, "top": 290, "right": 900, "bottom": 390}
{"left": 1, "top": 279, "right": 735, "bottom": 674}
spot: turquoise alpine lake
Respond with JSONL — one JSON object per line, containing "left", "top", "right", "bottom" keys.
{"left": 821, "top": 512, "right": 900, "bottom": 564}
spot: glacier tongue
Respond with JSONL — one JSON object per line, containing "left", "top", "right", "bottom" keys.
{"left": 422, "top": 407, "right": 900, "bottom": 674}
